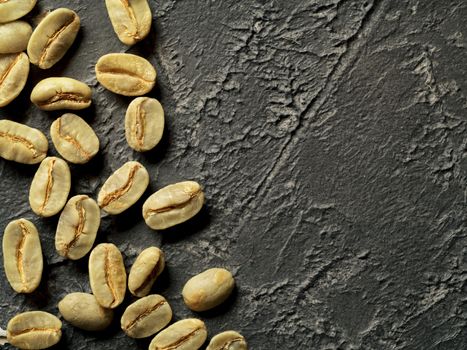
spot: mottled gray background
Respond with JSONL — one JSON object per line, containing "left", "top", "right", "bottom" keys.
{"left": 1, "top": 0, "right": 466, "bottom": 349}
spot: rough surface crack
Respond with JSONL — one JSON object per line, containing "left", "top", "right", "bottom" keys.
{"left": 38, "top": 93, "right": 89, "bottom": 106}
{"left": 146, "top": 189, "right": 201, "bottom": 215}
{"left": 63, "top": 197, "right": 86, "bottom": 256}
{"left": 16, "top": 222, "right": 29, "bottom": 289}
{"left": 39, "top": 158, "right": 56, "bottom": 214}
{"left": 104, "top": 246, "right": 117, "bottom": 307}
{"left": 160, "top": 327, "right": 203, "bottom": 350}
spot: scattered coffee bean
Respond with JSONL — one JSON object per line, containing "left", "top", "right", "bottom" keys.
{"left": 95, "top": 53, "right": 156, "bottom": 96}
{"left": 128, "top": 246, "right": 165, "bottom": 297}
{"left": 89, "top": 243, "right": 127, "bottom": 309}
{"left": 2, "top": 219, "right": 43, "bottom": 294}
{"left": 182, "top": 268, "right": 235, "bottom": 312}
{"left": 0, "top": 21, "right": 32, "bottom": 53}
{"left": 50, "top": 113, "right": 99, "bottom": 164}
{"left": 105, "top": 0, "right": 151, "bottom": 46}
{"left": 125, "top": 97, "right": 164, "bottom": 152}
{"left": 121, "top": 294, "right": 172, "bottom": 338}
{"left": 0, "top": 0, "right": 36, "bottom": 23}
{"left": 0, "top": 52, "right": 30, "bottom": 107}
{"left": 55, "top": 195, "right": 100, "bottom": 260}
{"left": 30, "top": 77, "right": 92, "bottom": 111}
{"left": 29, "top": 157, "right": 71, "bottom": 217}
{"left": 207, "top": 331, "right": 247, "bottom": 350}
{"left": 7, "top": 311, "right": 61, "bottom": 350}
{"left": 0, "top": 120, "right": 47, "bottom": 164}
{"left": 142, "top": 181, "right": 204, "bottom": 230}
{"left": 98, "top": 161, "right": 149, "bottom": 215}
{"left": 149, "top": 318, "right": 207, "bottom": 350}
{"left": 27, "top": 8, "right": 80, "bottom": 69}
{"left": 58, "top": 292, "right": 113, "bottom": 331}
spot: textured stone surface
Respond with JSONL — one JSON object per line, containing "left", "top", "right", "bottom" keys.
{"left": 1, "top": 0, "right": 467, "bottom": 349}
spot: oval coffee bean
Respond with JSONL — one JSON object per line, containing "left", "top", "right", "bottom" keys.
{"left": 142, "top": 181, "right": 204, "bottom": 230}
{"left": 58, "top": 292, "right": 113, "bottom": 331}
{"left": 29, "top": 157, "right": 71, "bottom": 217}
{"left": 125, "top": 97, "right": 164, "bottom": 152}
{"left": 55, "top": 195, "right": 100, "bottom": 260}
{"left": 30, "top": 77, "right": 92, "bottom": 111}
{"left": 207, "top": 331, "right": 248, "bottom": 350}
{"left": 0, "top": 0, "right": 36, "bottom": 23}
{"left": 97, "top": 161, "right": 149, "bottom": 214}
{"left": 0, "top": 21, "right": 32, "bottom": 53}
{"left": 121, "top": 294, "right": 172, "bottom": 338}
{"left": 50, "top": 113, "right": 99, "bottom": 164}
{"left": 7, "top": 311, "right": 61, "bottom": 350}
{"left": 0, "top": 52, "right": 29, "bottom": 107}
{"left": 89, "top": 243, "right": 126, "bottom": 309}
{"left": 95, "top": 53, "right": 156, "bottom": 96}
{"left": 2, "top": 219, "right": 43, "bottom": 293}
{"left": 0, "top": 120, "right": 47, "bottom": 164}
{"left": 105, "top": 0, "right": 151, "bottom": 46}
{"left": 27, "top": 8, "right": 80, "bottom": 69}
{"left": 149, "top": 319, "right": 207, "bottom": 350}
{"left": 182, "top": 268, "right": 235, "bottom": 312}
{"left": 128, "top": 247, "right": 165, "bottom": 297}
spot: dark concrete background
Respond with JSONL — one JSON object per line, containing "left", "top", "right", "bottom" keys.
{"left": 1, "top": 0, "right": 466, "bottom": 349}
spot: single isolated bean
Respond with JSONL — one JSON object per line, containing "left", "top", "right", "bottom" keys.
{"left": 182, "top": 268, "right": 235, "bottom": 312}
{"left": 89, "top": 243, "right": 127, "bottom": 309}
{"left": 0, "top": 52, "right": 30, "bottom": 107}
{"left": 125, "top": 97, "right": 164, "bottom": 152}
{"left": 30, "top": 77, "right": 92, "bottom": 111}
{"left": 95, "top": 53, "right": 156, "bottom": 96}
{"left": 0, "top": 120, "right": 47, "bottom": 164}
{"left": 2, "top": 219, "right": 43, "bottom": 293}
{"left": 27, "top": 8, "right": 80, "bottom": 69}
{"left": 29, "top": 157, "right": 71, "bottom": 217}
{"left": 121, "top": 294, "right": 172, "bottom": 338}
{"left": 50, "top": 113, "right": 99, "bottom": 164}
{"left": 0, "top": 21, "right": 32, "bottom": 53}
{"left": 142, "top": 181, "right": 204, "bottom": 230}
{"left": 55, "top": 195, "right": 100, "bottom": 260}
{"left": 7, "top": 311, "right": 61, "bottom": 350}
{"left": 207, "top": 331, "right": 248, "bottom": 350}
{"left": 149, "top": 318, "right": 207, "bottom": 350}
{"left": 0, "top": 0, "right": 36, "bottom": 23}
{"left": 58, "top": 292, "right": 113, "bottom": 331}
{"left": 128, "top": 246, "right": 165, "bottom": 297}
{"left": 105, "top": 0, "right": 152, "bottom": 46}
{"left": 97, "top": 161, "right": 149, "bottom": 215}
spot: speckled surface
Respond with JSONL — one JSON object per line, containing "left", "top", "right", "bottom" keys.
{"left": 1, "top": 0, "right": 467, "bottom": 349}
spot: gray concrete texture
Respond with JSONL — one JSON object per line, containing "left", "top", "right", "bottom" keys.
{"left": 0, "top": 0, "right": 466, "bottom": 349}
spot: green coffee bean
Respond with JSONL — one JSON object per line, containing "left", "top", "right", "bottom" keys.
{"left": 7, "top": 311, "right": 61, "bottom": 350}
{"left": 50, "top": 113, "right": 99, "bottom": 164}
{"left": 105, "top": 0, "right": 151, "bottom": 45}
{"left": 89, "top": 243, "right": 127, "bottom": 309}
{"left": 142, "top": 181, "right": 204, "bottom": 230}
{"left": 0, "top": 120, "right": 47, "bottom": 164}
{"left": 0, "top": 52, "right": 30, "bottom": 107}
{"left": 55, "top": 195, "right": 100, "bottom": 260}
{"left": 58, "top": 292, "right": 113, "bottom": 331}
{"left": 149, "top": 319, "right": 207, "bottom": 350}
{"left": 29, "top": 157, "right": 71, "bottom": 217}
{"left": 128, "top": 246, "right": 165, "bottom": 297}
{"left": 97, "top": 161, "right": 149, "bottom": 215}
{"left": 121, "top": 294, "right": 172, "bottom": 338}
{"left": 3, "top": 219, "right": 43, "bottom": 293}
{"left": 206, "top": 331, "right": 248, "bottom": 350}
{"left": 30, "top": 77, "right": 92, "bottom": 111}
{"left": 27, "top": 8, "right": 80, "bottom": 69}
{"left": 95, "top": 53, "right": 156, "bottom": 96}
{"left": 182, "top": 268, "right": 235, "bottom": 312}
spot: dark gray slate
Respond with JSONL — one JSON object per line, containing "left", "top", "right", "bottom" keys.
{"left": 1, "top": 0, "right": 466, "bottom": 349}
